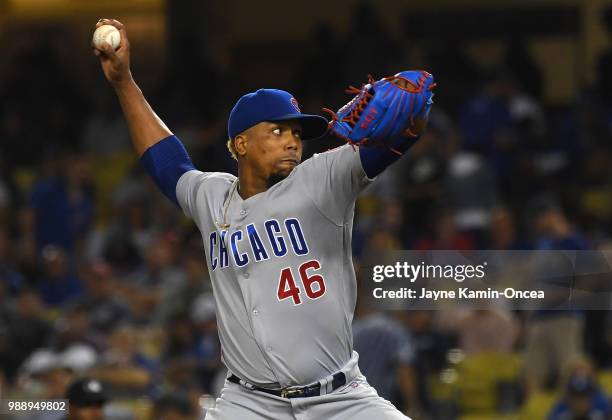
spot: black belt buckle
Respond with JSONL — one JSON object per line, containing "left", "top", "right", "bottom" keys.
{"left": 280, "top": 387, "right": 305, "bottom": 398}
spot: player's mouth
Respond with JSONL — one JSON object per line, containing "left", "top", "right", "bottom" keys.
{"left": 280, "top": 157, "right": 299, "bottom": 165}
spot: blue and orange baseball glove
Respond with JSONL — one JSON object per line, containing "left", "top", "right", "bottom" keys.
{"left": 324, "top": 70, "right": 436, "bottom": 154}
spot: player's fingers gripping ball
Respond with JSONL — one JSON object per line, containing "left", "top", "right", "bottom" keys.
{"left": 324, "top": 70, "right": 436, "bottom": 154}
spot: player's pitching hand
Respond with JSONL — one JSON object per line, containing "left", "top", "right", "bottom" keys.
{"left": 92, "top": 18, "right": 132, "bottom": 87}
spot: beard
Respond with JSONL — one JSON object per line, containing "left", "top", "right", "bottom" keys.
{"left": 267, "top": 172, "right": 289, "bottom": 188}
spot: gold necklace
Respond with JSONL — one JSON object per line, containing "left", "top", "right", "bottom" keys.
{"left": 217, "top": 178, "right": 239, "bottom": 229}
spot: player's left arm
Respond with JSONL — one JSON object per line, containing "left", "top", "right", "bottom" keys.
{"left": 358, "top": 95, "right": 433, "bottom": 178}
{"left": 358, "top": 128, "right": 423, "bottom": 178}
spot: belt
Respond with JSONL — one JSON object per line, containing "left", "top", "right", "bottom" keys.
{"left": 228, "top": 372, "right": 347, "bottom": 399}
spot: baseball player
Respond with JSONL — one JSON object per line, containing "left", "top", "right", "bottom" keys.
{"left": 94, "top": 18, "right": 434, "bottom": 420}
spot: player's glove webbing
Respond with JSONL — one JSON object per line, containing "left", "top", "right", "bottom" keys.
{"left": 323, "top": 70, "right": 436, "bottom": 154}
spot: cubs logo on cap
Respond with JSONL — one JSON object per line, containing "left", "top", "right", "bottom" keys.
{"left": 290, "top": 97, "right": 301, "bottom": 113}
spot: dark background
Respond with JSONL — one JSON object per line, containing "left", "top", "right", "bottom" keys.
{"left": 1, "top": 0, "right": 612, "bottom": 419}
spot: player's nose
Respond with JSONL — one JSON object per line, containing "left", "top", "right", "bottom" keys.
{"left": 284, "top": 131, "right": 301, "bottom": 150}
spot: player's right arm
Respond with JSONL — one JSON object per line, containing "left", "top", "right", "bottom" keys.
{"left": 93, "top": 18, "right": 195, "bottom": 207}
{"left": 93, "top": 18, "right": 170, "bottom": 155}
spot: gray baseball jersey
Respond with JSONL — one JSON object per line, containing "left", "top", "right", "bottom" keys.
{"left": 176, "top": 144, "right": 372, "bottom": 389}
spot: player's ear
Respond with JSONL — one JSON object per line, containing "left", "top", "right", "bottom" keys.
{"left": 234, "top": 134, "right": 248, "bottom": 157}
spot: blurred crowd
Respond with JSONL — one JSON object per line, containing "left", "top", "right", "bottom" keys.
{"left": 2, "top": 2, "right": 612, "bottom": 419}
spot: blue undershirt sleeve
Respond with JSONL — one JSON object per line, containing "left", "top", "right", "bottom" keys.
{"left": 358, "top": 135, "right": 419, "bottom": 178}
{"left": 139, "top": 135, "right": 196, "bottom": 207}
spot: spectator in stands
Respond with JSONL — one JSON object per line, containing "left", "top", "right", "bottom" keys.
{"left": 154, "top": 251, "right": 211, "bottom": 324}
{"left": 397, "top": 120, "right": 449, "bottom": 242}
{"left": 23, "top": 153, "right": 94, "bottom": 256}
{"left": 79, "top": 260, "right": 130, "bottom": 334}
{"left": 37, "top": 246, "right": 84, "bottom": 308}
{"left": 161, "top": 309, "right": 221, "bottom": 394}
{"left": 489, "top": 207, "right": 530, "bottom": 249}
{"left": 413, "top": 209, "right": 476, "bottom": 251}
{"left": 532, "top": 195, "right": 589, "bottom": 251}
{"left": 435, "top": 308, "right": 519, "bottom": 355}
{"left": 64, "top": 378, "right": 108, "bottom": 420}
{"left": 445, "top": 129, "right": 499, "bottom": 243}
{"left": 120, "top": 233, "right": 185, "bottom": 325}
{"left": 353, "top": 311, "right": 419, "bottom": 416}
{"left": 87, "top": 323, "right": 157, "bottom": 396}
{"left": 396, "top": 311, "right": 456, "bottom": 415}
{"left": 189, "top": 294, "right": 222, "bottom": 394}
{"left": 0, "top": 288, "right": 51, "bottom": 384}
{"left": 548, "top": 359, "right": 611, "bottom": 420}
{"left": 53, "top": 303, "right": 101, "bottom": 352}
{"left": 523, "top": 196, "right": 589, "bottom": 396}
{"left": 0, "top": 227, "right": 25, "bottom": 296}
{"left": 19, "top": 348, "right": 94, "bottom": 401}
{"left": 459, "top": 75, "right": 513, "bottom": 155}
{"left": 155, "top": 392, "right": 199, "bottom": 420}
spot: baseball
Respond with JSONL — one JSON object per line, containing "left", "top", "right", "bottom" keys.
{"left": 92, "top": 24, "right": 121, "bottom": 50}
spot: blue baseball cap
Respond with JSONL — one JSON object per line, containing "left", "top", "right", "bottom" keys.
{"left": 228, "top": 89, "right": 328, "bottom": 140}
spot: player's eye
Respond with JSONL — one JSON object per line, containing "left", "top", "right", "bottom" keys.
{"left": 272, "top": 128, "right": 281, "bottom": 136}
{"left": 294, "top": 130, "right": 302, "bottom": 139}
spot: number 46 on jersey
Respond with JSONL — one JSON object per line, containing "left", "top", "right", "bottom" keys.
{"left": 277, "top": 260, "right": 326, "bottom": 305}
